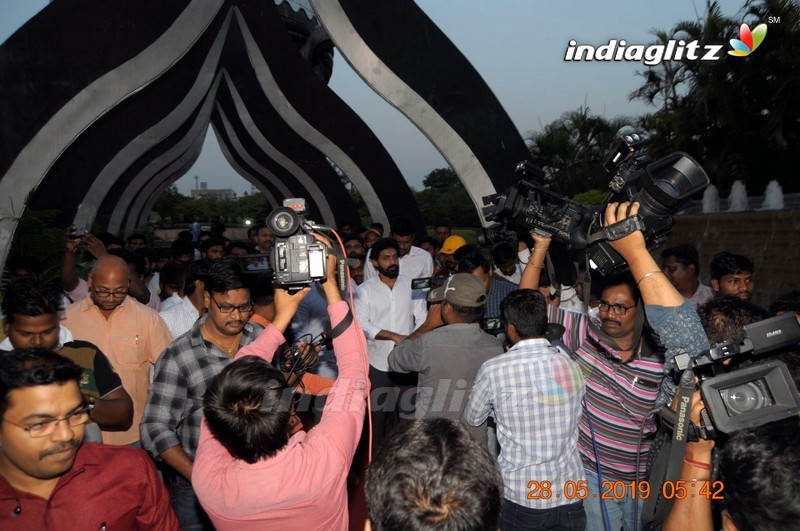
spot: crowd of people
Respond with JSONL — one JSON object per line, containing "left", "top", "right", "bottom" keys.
{"left": 0, "top": 204, "right": 798, "bottom": 530}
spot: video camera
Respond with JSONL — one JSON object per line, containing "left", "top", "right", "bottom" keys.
{"left": 480, "top": 134, "right": 710, "bottom": 275}
{"left": 670, "top": 311, "right": 800, "bottom": 437}
{"left": 267, "top": 198, "right": 328, "bottom": 288}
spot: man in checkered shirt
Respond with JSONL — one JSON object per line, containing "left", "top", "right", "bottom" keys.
{"left": 464, "top": 289, "right": 587, "bottom": 530}
{"left": 141, "top": 259, "right": 259, "bottom": 530}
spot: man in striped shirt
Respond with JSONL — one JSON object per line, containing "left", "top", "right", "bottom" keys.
{"left": 520, "top": 202, "right": 709, "bottom": 531}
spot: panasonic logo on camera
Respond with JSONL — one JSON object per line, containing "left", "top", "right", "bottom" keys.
{"left": 564, "top": 39, "right": 724, "bottom": 66}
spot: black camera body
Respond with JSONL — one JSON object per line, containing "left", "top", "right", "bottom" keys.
{"left": 673, "top": 311, "right": 800, "bottom": 436}
{"left": 481, "top": 135, "right": 710, "bottom": 276}
{"left": 267, "top": 198, "right": 328, "bottom": 288}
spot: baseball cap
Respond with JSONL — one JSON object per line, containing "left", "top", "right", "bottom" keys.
{"left": 427, "top": 273, "right": 487, "bottom": 307}
{"left": 440, "top": 235, "right": 467, "bottom": 255}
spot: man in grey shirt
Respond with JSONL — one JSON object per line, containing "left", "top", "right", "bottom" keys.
{"left": 388, "top": 273, "right": 504, "bottom": 445}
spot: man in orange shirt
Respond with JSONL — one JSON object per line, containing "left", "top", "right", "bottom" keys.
{"left": 62, "top": 255, "right": 172, "bottom": 446}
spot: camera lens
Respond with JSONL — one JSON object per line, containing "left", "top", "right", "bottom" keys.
{"left": 267, "top": 206, "right": 300, "bottom": 237}
{"left": 637, "top": 153, "right": 709, "bottom": 218}
{"left": 720, "top": 379, "right": 774, "bottom": 416}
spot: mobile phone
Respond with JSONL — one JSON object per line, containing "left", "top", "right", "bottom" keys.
{"left": 411, "top": 277, "right": 432, "bottom": 290}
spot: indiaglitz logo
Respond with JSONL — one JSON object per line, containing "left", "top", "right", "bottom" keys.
{"left": 728, "top": 23, "right": 768, "bottom": 56}
{"left": 564, "top": 39, "right": 724, "bottom": 66}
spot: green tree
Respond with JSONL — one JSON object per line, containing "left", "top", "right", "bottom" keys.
{"left": 527, "top": 106, "right": 633, "bottom": 197}
{"left": 414, "top": 168, "right": 481, "bottom": 227}
{"left": 630, "top": 0, "right": 800, "bottom": 194}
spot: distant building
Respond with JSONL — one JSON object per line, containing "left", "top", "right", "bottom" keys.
{"left": 190, "top": 181, "right": 237, "bottom": 200}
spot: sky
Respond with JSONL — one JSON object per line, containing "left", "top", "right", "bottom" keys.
{"left": 1, "top": 0, "right": 751, "bottom": 196}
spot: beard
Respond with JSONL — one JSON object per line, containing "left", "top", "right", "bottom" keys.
{"left": 379, "top": 265, "right": 400, "bottom": 279}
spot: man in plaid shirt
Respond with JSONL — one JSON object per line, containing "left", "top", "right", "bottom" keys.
{"left": 141, "top": 259, "right": 259, "bottom": 530}
{"left": 464, "top": 289, "right": 587, "bottom": 530}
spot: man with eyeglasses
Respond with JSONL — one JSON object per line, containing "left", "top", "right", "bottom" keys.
{"left": 520, "top": 203, "right": 709, "bottom": 531}
{"left": 1, "top": 278, "right": 133, "bottom": 444}
{"left": 141, "top": 258, "right": 259, "bottom": 530}
{"left": 62, "top": 255, "right": 172, "bottom": 447}
{"left": 0, "top": 349, "right": 179, "bottom": 528}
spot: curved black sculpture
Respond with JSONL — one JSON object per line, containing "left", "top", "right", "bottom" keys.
{"left": 0, "top": 0, "right": 535, "bottom": 271}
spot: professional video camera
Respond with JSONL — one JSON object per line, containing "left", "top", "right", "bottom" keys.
{"left": 267, "top": 198, "right": 328, "bottom": 288}
{"left": 641, "top": 312, "right": 800, "bottom": 529}
{"left": 670, "top": 311, "right": 800, "bottom": 437}
{"left": 481, "top": 134, "right": 710, "bottom": 275}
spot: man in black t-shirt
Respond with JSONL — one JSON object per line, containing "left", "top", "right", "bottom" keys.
{"left": 1, "top": 278, "right": 133, "bottom": 441}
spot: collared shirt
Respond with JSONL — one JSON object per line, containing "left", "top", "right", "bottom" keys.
{"left": 494, "top": 263, "right": 524, "bottom": 285}
{"left": 363, "top": 245, "right": 434, "bottom": 281}
{"left": 354, "top": 275, "right": 427, "bottom": 371}
{"left": 159, "top": 292, "right": 182, "bottom": 313}
{"left": 193, "top": 301, "right": 368, "bottom": 531}
{"left": 485, "top": 276, "right": 518, "bottom": 319}
{"left": 688, "top": 282, "right": 715, "bottom": 309}
{"left": 551, "top": 302, "right": 709, "bottom": 481}
{"left": 159, "top": 295, "right": 201, "bottom": 339}
{"left": 140, "top": 318, "right": 262, "bottom": 460}
{"left": 464, "top": 338, "right": 586, "bottom": 508}
{"left": 62, "top": 295, "right": 172, "bottom": 445}
{"left": 388, "top": 322, "right": 503, "bottom": 444}
{"left": 0, "top": 443, "right": 179, "bottom": 529}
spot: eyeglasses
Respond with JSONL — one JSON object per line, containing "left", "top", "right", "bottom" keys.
{"left": 597, "top": 301, "right": 636, "bottom": 316}
{"left": 210, "top": 295, "right": 253, "bottom": 314}
{"left": 3, "top": 407, "right": 91, "bottom": 438}
{"left": 93, "top": 288, "right": 129, "bottom": 298}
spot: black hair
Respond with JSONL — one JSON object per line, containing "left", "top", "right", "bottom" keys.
{"left": 205, "top": 258, "right": 247, "bottom": 294}
{"left": 366, "top": 418, "right": 503, "bottom": 531}
{"left": 660, "top": 244, "right": 700, "bottom": 275}
{"left": 108, "top": 247, "right": 146, "bottom": 277}
{"left": 769, "top": 290, "right": 800, "bottom": 316}
{"left": 200, "top": 237, "right": 226, "bottom": 254}
{"left": 500, "top": 289, "right": 547, "bottom": 339}
{"left": 127, "top": 233, "right": 147, "bottom": 245}
{"left": 390, "top": 218, "right": 414, "bottom": 237}
{"left": 710, "top": 251, "right": 754, "bottom": 280}
{"left": 1, "top": 278, "right": 64, "bottom": 325}
{"left": 198, "top": 230, "right": 212, "bottom": 239}
{"left": 203, "top": 356, "right": 292, "bottom": 463}
{"left": 418, "top": 235, "right": 437, "bottom": 249}
{"left": 434, "top": 221, "right": 452, "bottom": 230}
{"left": 370, "top": 238, "right": 400, "bottom": 262}
{"left": 170, "top": 238, "right": 195, "bottom": 259}
{"left": 455, "top": 245, "right": 490, "bottom": 274}
{"left": 177, "top": 230, "right": 194, "bottom": 241}
{"left": 95, "top": 231, "right": 125, "bottom": 248}
{"left": 718, "top": 420, "right": 800, "bottom": 531}
{"left": 370, "top": 222, "right": 385, "bottom": 235}
{"left": 0, "top": 349, "right": 83, "bottom": 419}
{"left": 7, "top": 256, "right": 41, "bottom": 276}
{"left": 134, "top": 246, "right": 158, "bottom": 265}
{"left": 183, "top": 260, "right": 210, "bottom": 297}
{"left": 446, "top": 301, "right": 484, "bottom": 324}
{"left": 248, "top": 272, "right": 275, "bottom": 306}
{"left": 344, "top": 233, "right": 365, "bottom": 246}
{"left": 490, "top": 242, "right": 517, "bottom": 266}
{"left": 225, "top": 241, "right": 253, "bottom": 255}
{"left": 159, "top": 263, "right": 187, "bottom": 293}
{"left": 599, "top": 270, "right": 640, "bottom": 305}
{"left": 698, "top": 296, "right": 769, "bottom": 345}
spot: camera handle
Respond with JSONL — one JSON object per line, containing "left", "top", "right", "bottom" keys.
{"left": 585, "top": 215, "right": 647, "bottom": 246}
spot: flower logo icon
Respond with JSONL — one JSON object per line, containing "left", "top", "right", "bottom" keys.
{"left": 728, "top": 23, "right": 767, "bottom": 56}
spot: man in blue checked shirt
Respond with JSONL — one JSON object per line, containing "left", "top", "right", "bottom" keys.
{"left": 464, "top": 289, "right": 587, "bottom": 530}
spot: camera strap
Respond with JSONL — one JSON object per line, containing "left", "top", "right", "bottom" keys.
{"left": 323, "top": 305, "right": 354, "bottom": 340}
{"left": 585, "top": 216, "right": 646, "bottom": 245}
{"left": 640, "top": 370, "right": 695, "bottom": 528}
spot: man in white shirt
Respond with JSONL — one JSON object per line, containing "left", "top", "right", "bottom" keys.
{"left": 159, "top": 261, "right": 209, "bottom": 339}
{"left": 364, "top": 219, "right": 433, "bottom": 282}
{"left": 355, "top": 238, "right": 427, "bottom": 451}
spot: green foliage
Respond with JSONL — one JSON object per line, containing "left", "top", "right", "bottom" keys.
{"left": 151, "top": 186, "right": 269, "bottom": 225}
{"left": 415, "top": 168, "right": 481, "bottom": 228}
{"left": 573, "top": 189, "right": 607, "bottom": 205}
{"left": 629, "top": 0, "right": 800, "bottom": 194}
{"left": 2, "top": 191, "right": 65, "bottom": 283}
{"left": 526, "top": 106, "right": 633, "bottom": 197}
